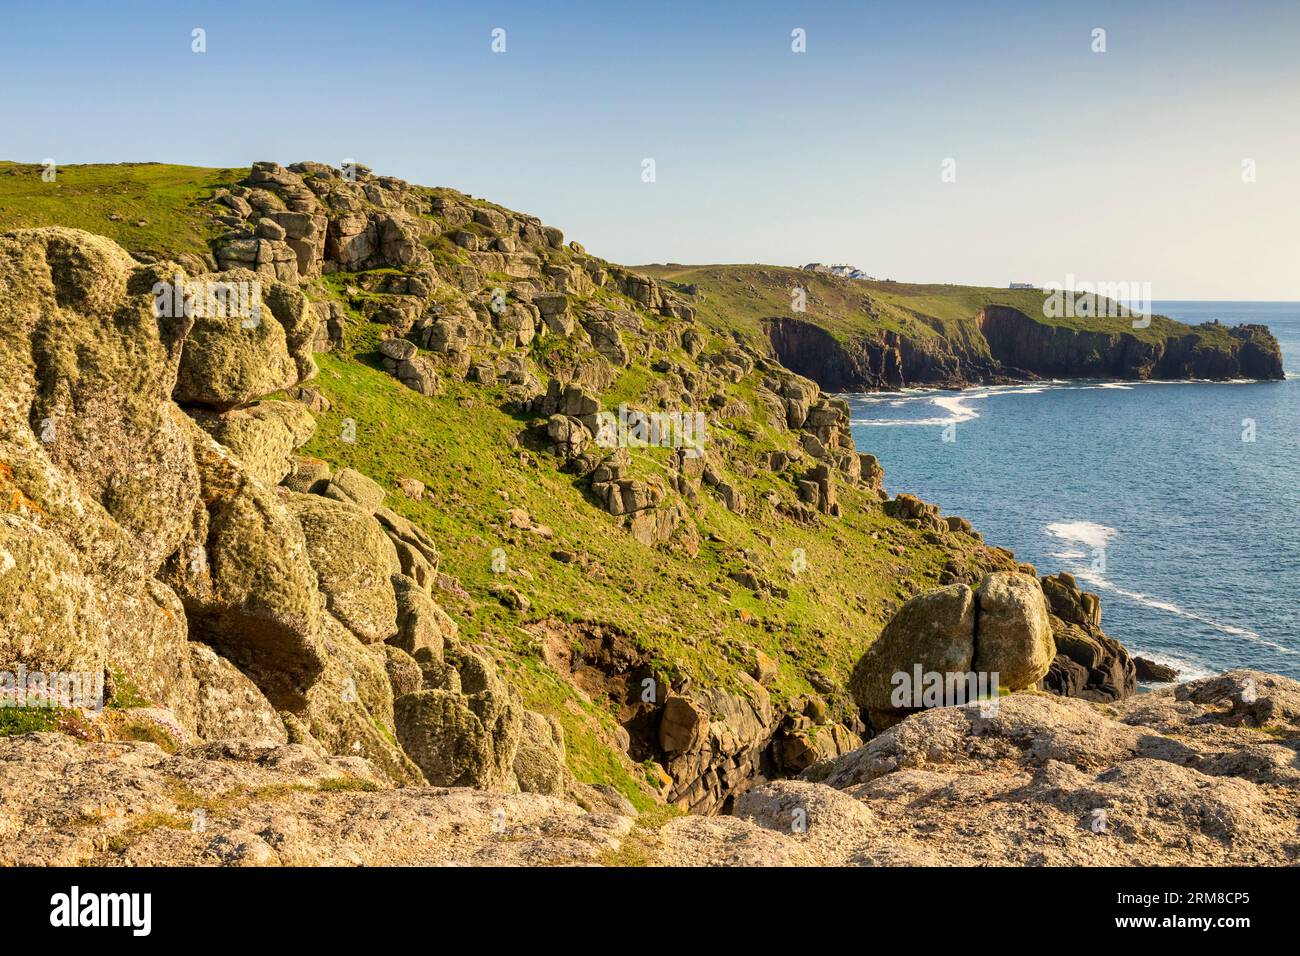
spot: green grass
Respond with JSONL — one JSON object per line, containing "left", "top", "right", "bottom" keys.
{"left": 296, "top": 298, "right": 983, "bottom": 806}
{"left": 0, "top": 706, "right": 63, "bottom": 736}
{"left": 1, "top": 160, "right": 1031, "bottom": 811}
{"left": 640, "top": 263, "right": 1226, "bottom": 351}
{"left": 0, "top": 161, "right": 244, "bottom": 259}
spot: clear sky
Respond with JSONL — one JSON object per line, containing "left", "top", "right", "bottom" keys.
{"left": 2, "top": 0, "right": 1297, "bottom": 298}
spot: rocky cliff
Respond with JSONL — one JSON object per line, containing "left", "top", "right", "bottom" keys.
{"left": 0, "top": 160, "right": 1288, "bottom": 867}
{"left": 643, "top": 265, "right": 1284, "bottom": 390}
{"left": 761, "top": 308, "right": 1283, "bottom": 390}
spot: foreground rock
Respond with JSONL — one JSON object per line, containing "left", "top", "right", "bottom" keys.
{"left": 654, "top": 671, "right": 1300, "bottom": 866}
{"left": 13, "top": 670, "right": 1295, "bottom": 866}
{"left": 848, "top": 572, "right": 1054, "bottom": 730}
{"left": 0, "top": 734, "right": 630, "bottom": 867}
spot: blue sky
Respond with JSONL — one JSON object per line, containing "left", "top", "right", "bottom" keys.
{"left": 2, "top": 0, "right": 1298, "bottom": 297}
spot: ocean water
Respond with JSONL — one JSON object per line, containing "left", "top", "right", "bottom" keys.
{"left": 846, "top": 302, "right": 1300, "bottom": 681}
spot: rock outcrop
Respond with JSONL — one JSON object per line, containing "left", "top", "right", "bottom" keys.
{"left": 1038, "top": 573, "right": 1136, "bottom": 702}
{"left": 8, "top": 670, "right": 1299, "bottom": 867}
{"left": 1, "top": 162, "right": 1284, "bottom": 870}
{"left": 848, "top": 573, "right": 1054, "bottom": 731}
{"left": 0, "top": 225, "right": 532, "bottom": 792}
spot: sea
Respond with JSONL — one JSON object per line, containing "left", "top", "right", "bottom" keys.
{"left": 845, "top": 302, "right": 1300, "bottom": 681}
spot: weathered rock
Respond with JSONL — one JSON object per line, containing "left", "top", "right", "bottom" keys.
{"left": 581, "top": 313, "right": 630, "bottom": 366}
{"left": 282, "top": 456, "right": 331, "bottom": 494}
{"left": 848, "top": 574, "right": 1053, "bottom": 729}
{"left": 190, "top": 642, "right": 288, "bottom": 743}
{"left": 379, "top": 644, "right": 423, "bottom": 698}
{"left": 1038, "top": 572, "right": 1135, "bottom": 701}
{"left": 289, "top": 493, "right": 400, "bottom": 645}
{"left": 189, "top": 400, "right": 316, "bottom": 485}
{"left": 378, "top": 337, "right": 417, "bottom": 361}
{"left": 394, "top": 355, "right": 442, "bottom": 396}
{"left": 375, "top": 507, "right": 440, "bottom": 590}
{"left": 1134, "top": 656, "right": 1179, "bottom": 683}
{"left": 0, "top": 732, "right": 635, "bottom": 867}
{"left": 514, "top": 710, "right": 568, "bottom": 796}
{"left": 0, "top": 229, "right": 201, "bottom": 577}
{"left": 0, "top": 513, "right": 109, "bottom": 683}
{"left": 848, "top": 584, "right": 976, "bottom": 720}
{"left": 396, "top": 477, "right": 425, "bottom": 500}
{"left": 293, "top": 614, "right": 421, "bottom": 786}
{"left": 659, "top": 682, "right": 776, "bottom": 814}
{"left": 389, "top": 573, "right": 456, "bottom": 661}
{"left": 321, "top": 467, "right": 386, "bottom": 514}
{"left": 172, "top": 269, "right": 304, "bottom": 409}
{"left": 394, "top": 685, "right": 521, "bottom": 789}
{"left": 659, "top": 696, "right": 709, "bottom": 753}
{"left": 168, "top": 417, "right": 325, "bottom": 711}
{"left": 972, "top": 572, "right": 1055, "bottom": 691}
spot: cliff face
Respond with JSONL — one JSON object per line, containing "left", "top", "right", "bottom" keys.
{"left": 3, "top": 162, "right": 1048, "bottom": 822}
{"left": 977, "top": 306, "right": 1284, "bottom": 382}
{"left": 2, "top": 161, "right": 1294, "bottom": 868}
{"left": 762, "top": 306, "right": 1284, "bottom": 391}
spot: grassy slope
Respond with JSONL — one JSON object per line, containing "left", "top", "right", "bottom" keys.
{"left": 640, "top": 263, "right": 1236, "bottom": 351}
{"left": 0, "top": 161, "right": 243, "bottom": 259}
{"left": 294, "top": 292, "right": 980, "bottom": 808}
{"left": 0, "top": 162, "right": 1011, "bottom": 808}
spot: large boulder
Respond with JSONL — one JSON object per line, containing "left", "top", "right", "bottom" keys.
{"left": 320, "top": 467, "right": 386, "bottom": 515}
{"left": 659, "top": 696, "right": 709, "bottom": 753}
{"left": 512, "top": 710, "right": 568, "bottom": 796}
{"left": 189, "top": 642, "right": 288, "bottom": 742}
{"left": 394, "top": 647, "right": 522, "bottom": 788}
{"left": 973, "top": 572, "right": 1055, "bottom": 691}
{"left": 171, "top": 424, "right": 326, "bottom": 710}
{"left": 189, "top": 400, "right": 316, "bottom": 485}
{"left": 848, "top": 584, "right": 976, "bottom": 721}
{"left": 289, "top": 493, "right": 400, "bottom": 645}
{"left": 394, "top": 688, "right": 522, "bottom": 789}
{"left": 848, "top": 574, "right": 1055, "bottom": 729}
{"left": 172, "top": 269, "right": 304, "bottom": 410}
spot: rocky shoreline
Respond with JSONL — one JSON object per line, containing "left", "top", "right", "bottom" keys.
{"left": 762, "top": 311, "right": 1284, "bottom": 392}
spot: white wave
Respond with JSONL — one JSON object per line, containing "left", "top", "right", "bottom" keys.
{"left": 852, "top": 418, "right": 960, "bottom": 427}
{"left": 1044, "top": 520, "right": 1118, "bottom": 550}
{"left": 850, "top": 390, "right": 981, "bottom": 427}
{"left": 1068, "top": 569, "right": 1296, "bottom": 657}
{"left": 1129, "top": 649, "right": 1215, "bottom": 684}
{"left": 931, "top": 395, "right": 980, "bottom": 423}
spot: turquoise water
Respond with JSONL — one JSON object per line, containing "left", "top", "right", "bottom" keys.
{"left": 846, "top": 302, "right": 1300, "bottom": 681}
